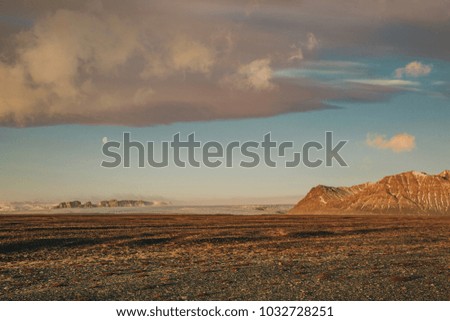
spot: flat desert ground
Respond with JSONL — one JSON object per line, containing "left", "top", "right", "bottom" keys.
{"left": 0, "top": 214, "right": 448, "bottom": 300}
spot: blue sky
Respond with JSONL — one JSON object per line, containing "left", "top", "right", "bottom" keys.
{"left": 1, "top": 85, "right": 448, "bottom": 203}
{"left": 0, "top": 1, "right": 449, "bottom": 204}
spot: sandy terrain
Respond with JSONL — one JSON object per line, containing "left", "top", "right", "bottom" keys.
{"left": 0, "top": 214, "right": 448, "bottom": 300}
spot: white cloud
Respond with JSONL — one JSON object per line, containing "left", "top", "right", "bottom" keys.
{"left": 347, "top": 79, "right": 419, "bottom": 87}
{"left": 366, "top": 133, "right": 416, "bottom": 153}
{"left": 288, "top": 47, "right": 304, "bottom": 62}
{"left": 0, "top": 8, "right": 218, "bottom": 126}
{"left": 22, "top": 10, "right": 137, "bottom": 92}
{"left": 141, "top": 36, "right": 215, "bottom": 79}
{"left": 171, "top": 37, "right": 215, "bottom": 74}
{"left": 0, "top": 9, "right": 140, "bottom": 124}
{"left": 287, "top": 33, "right": 317, "bottom": 63}
{"left": 221, "top": 58, "right": 275, "bottom": 91}
{"left": 395, "top": 61, "right": 432, "bottom": 78}
{"left": 306, "top": 33, "right": 319, "bottom": 51}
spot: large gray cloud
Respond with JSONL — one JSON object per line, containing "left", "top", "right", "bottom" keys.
{"left": 0, "top": 0, "right": 448, "bottom": 127}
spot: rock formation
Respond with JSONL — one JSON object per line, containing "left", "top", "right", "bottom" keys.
{"left": 289, "top": 170, "right": 450, "bottom": 215}
{"left": 54, "top": 199, "right": 163, "bottom": 209}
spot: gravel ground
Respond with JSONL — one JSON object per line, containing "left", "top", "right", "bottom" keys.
{"left": 0, "top": 214, "right": 448, "bottom": 300}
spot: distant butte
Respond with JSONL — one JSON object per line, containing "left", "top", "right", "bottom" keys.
{"left": 289, "top": 170, "right": 450, "bottom": 215}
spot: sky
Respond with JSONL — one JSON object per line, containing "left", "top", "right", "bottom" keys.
{"left": 0, "top": 0, "right": 449, "bottom": 204}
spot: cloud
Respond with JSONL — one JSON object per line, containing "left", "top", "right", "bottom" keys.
{"left": 347, "top": 79, "right": 419, "bottom": 87}
{"left": 306, "top": 33, "right": 319, "bottom": 51}
{"left": 395, "top": 61, "right": 432, "bottom": 78}
{"left": 366, "top": 133, "right": 416, "bottom": 153}
{"left": 141, "top": 36, "right": 215, "bottom": 79}
{"left": 0, "top": 8, "right": 140, "bottom": 125}
{"left": 133, "top": 87, "right": 154, "bottom": 106}
{"left": 288, "top": 32, "right": 317, "bottom": 62}
{"left": 0, "top": 1, "right": 448, "bottom": 127}
{"left": 221, "top": 58, "right": 275, "bottom": 91}
{"left": 288, "top": 47, "right": 304, "bottom": 62}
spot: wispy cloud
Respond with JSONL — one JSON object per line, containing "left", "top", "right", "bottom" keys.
{"left": 306, "top": 32, "right": 319, "bottom": 51}
{"left": 366, "top": 133, "right": 416, "bottom": 153}
{"left": 347, "top": 79, "right": 419, "bottom": 87}
{"left": 288, "top": 47, "right": 304, "bottom": 62}
{"left": 221, "top": 58, "right": 275, "bottom": 91}
{"left": 395, "top": 61, "right": 432, "bottom": 78}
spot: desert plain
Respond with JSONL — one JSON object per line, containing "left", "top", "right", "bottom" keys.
{"left": 0, "top": 213, "right": 448, "bottom": 300}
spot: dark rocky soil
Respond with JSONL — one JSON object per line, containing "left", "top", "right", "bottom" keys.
{"left": 0, "top": 214, "right": 448, "bottom": 300}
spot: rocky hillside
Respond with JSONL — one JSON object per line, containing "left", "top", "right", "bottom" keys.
{"left": 289, "top": 170, "right": 450, "bottom": 215}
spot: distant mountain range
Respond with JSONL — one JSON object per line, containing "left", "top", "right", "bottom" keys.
{"left": 0, "top": 200, "right": 169, "bottom": 212}
{"left": 54, "top": 199, "right": 168, "bottom": 209}
{"left": 0, "top": 202, "right": 56, "bottom": 212}
{"left": 289, "top": 170, "right": 450, "bottom": 215}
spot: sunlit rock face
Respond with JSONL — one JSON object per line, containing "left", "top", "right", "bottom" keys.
{"left": 290, "top": 171, "right": 450, "bottom": 215}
